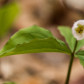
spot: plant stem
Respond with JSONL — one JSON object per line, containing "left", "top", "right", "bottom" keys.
{"left": 65, "top": 40, "right": 78, "bottom": 84}
{"left": 65, "top": 53, "right": 74, "bottom": 84}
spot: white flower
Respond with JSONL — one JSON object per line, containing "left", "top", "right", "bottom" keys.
{"left": 72, "top": 20, "right": 84, "bottom": 40}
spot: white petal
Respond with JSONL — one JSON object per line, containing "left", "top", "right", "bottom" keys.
{"left": 72, "top": 20, "right": 84, "bottom": 40}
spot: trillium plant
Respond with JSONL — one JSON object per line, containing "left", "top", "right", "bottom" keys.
{"left": 1, "top": 20, "right": 84, "bottom": 84}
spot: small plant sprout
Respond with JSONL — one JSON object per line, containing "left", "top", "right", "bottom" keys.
{"left": 72, "top": 20, "right": 84, "bottom": 40}
{"left": 1, "top": 21, "right": 84, "bottom": 84}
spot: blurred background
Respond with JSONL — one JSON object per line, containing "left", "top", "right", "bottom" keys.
{"left": 0, "top": 0, "right": 84, "bottom": 84}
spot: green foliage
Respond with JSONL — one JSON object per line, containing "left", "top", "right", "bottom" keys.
{"left": 1, "top": 24, "right": 84, "bottom": 67}
{"left": 58, "top": 26, "right": 76, "bottom": 52}
{"left": 58, "top": 26, "right": 84, "bottom": 53}
{"left": 0, "top": 2, "right": 19, "bottom": 38}
{"left": 75, "top": 39, "right": 84, "bottom": 52}
{"left": 0, "top": 25, "right": 71, "bottom": 57}
{"left": 75, "top": 51, "right": 84, "bottom": 67}
{"left": 58, "top": 26, "right": 84, "bottom": 67}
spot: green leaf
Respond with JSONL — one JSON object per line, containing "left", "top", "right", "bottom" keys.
{"left": 0, "top": 2, "right": 19, "bottom": 37}
{"left": 58, "top": 26, "right": 76, "bottom": 52}
{"left": 0, "top": 25, "right": 71, "bottom": 57}
{"left": 75, "top": 50, "right": 84, "bottom": 67}
{"left": 58, "top": 26, "right": 84, "bottom": 52}
{"left": 75, "top": 39, "right": 84, "bottom": 52}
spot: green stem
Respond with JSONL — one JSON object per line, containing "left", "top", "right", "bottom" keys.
{"left": 65, "top": 40, "right": 78, "bottom": 84}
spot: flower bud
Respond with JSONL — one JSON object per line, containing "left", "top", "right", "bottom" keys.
{"left": 72, "top": 20, "right": 84, "bottom": 40}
